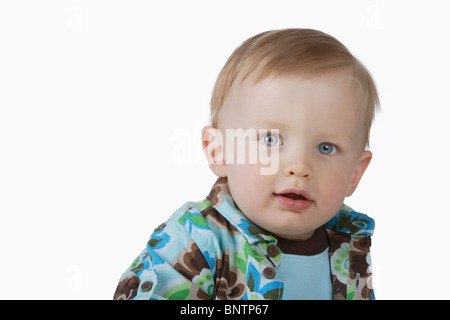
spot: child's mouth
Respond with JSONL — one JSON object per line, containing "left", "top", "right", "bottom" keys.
{"left": 273, "top": 190, "right": 313, "bottom": 211}
{"left": 279, "top": 193, "right": 308, "bottom": 200}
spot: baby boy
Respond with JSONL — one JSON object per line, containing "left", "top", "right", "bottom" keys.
{"left": 114, "top": 28, "right": 379, "bottom": 300}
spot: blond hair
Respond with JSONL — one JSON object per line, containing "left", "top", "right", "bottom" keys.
{"left": 210, "top": 28, "right": 380, "bottom": 148}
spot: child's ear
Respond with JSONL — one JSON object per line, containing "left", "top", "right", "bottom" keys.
{"left": 201, "top": 126, "right": 227, "bottom": 177}
{"left": 345, "top": 150, "right": 372, "bottom": 197}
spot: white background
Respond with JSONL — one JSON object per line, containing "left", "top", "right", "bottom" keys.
{"left": 1, "top": 0, "right": 449, "bottom": 300}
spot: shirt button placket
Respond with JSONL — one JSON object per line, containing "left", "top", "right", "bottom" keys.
{"left": 263, "top": 266, "right": 277, "bottom": 279}
{"left": 267, "top": 244, "right": 280, "bottom": 258}
{"left": 141, "top": 281, "right": 153, "bottom": 292}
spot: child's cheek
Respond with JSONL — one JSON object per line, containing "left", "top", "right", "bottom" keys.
{"left": 319, "top": 171, "right": 350, "bottom": 210}
{"left": 227, "top": 163, "right": 270, "bottom": 203}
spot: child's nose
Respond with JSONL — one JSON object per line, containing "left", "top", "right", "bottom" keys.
{"left": 283, "top": 155, "right": 313, "bottom": 180}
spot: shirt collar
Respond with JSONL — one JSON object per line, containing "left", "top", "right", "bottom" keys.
{"left": 325, "top": 203, "right": 375, "bottom": 238}
{"left": 206, "top": 177, "right": 277, "bottom": 245}
{"left": 206, "top": 177, "right": 374, "bottom": 244}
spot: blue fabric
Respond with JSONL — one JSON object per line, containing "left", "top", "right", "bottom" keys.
{"left": 278, "top": 249, "right": 332, "bottom": 300}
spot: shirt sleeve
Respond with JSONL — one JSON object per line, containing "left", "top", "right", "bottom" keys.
{"left": 113, "top": 219, "right": 215, "bottom": 300}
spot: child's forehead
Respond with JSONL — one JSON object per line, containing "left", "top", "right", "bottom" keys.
{"left": 219, "top": 71, "right": 365, "bottom": 138}
{"left": 229, "top": 71, "right": 364, "bottom": 110}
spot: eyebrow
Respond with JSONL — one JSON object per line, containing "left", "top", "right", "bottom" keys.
{"left": 249, "top": 119, "right": 288, "bottom": 130}
{"left": 250, "top": 120, "right": 354, "bottom": 143}
{"left": 320, "top": 132, "right": 354, "bottom": 143}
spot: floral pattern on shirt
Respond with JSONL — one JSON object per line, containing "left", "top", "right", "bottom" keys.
{"left": 114, "top": 177, "right": 375, "bottom": 300}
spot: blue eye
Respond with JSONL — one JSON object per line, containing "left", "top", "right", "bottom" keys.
{"left": 261, "top": 133, "right": 283, "bottom": 147}
{"left": 317, "top": 142, "right": 337, "bottom": 155}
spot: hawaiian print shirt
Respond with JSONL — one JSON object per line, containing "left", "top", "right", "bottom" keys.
{"left": 114, "top": 177, "right": 375, "bottom": 300}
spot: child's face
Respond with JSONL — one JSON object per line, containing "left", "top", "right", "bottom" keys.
{"left": 203, "top": 72, "right": 372, "bottom": 241}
